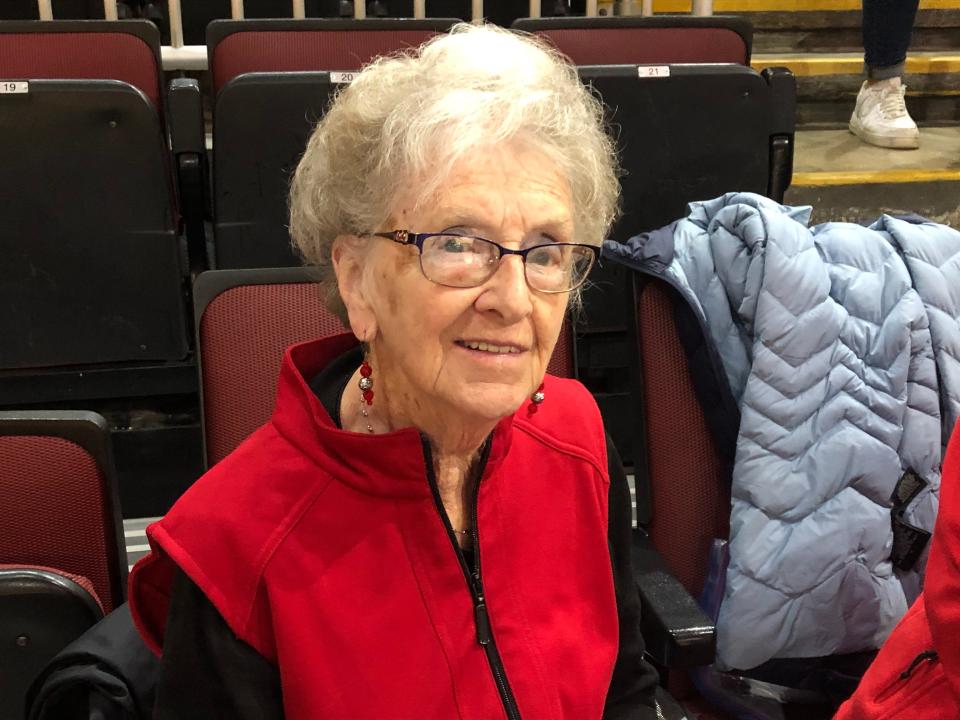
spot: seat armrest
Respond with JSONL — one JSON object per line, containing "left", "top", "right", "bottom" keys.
{"left": 632, "top": 530, "right": 716, "bottom": 668}
{"left": 168, "top": 78, "right": 208, "bottom": 273}
{"left": 762, "top": 66, "right": 796, "bottom": 202}
{"left": 168, "top": 78, "right": 205, "bottom": 156}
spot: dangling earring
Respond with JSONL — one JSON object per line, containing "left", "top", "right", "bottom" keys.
{"left": 359, "top": 358, "right": 374, "bottom": 433}
{"left": 527, "top": 383, "right": 545, "bottom": 416}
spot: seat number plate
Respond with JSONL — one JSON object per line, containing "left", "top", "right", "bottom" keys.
{"left": 1, "top": 81, "right": 28, "bottom": 94}
{"left": 637, "top": 66, "right": 670, "bottom": 78}
{"left": 329, "top": 72, "right": 356, "bottom": 84}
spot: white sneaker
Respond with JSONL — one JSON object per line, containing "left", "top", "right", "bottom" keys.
{"left": 849, "top": 77, "right": 920, "bottom": 149}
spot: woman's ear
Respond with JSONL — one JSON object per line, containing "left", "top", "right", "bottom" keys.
{"left": 332, "top": 235, "right": 377, "bottom": 343}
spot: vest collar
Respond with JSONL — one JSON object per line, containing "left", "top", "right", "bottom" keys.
{"left": 270, "top": 334, "right": 515, "bottom": 499}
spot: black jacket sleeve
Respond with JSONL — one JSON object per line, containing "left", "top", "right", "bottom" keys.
{"left": 603, "top": 433, "right": 662, "bottom": 720}
{"left": 153, "top": 569, "right": 284, "bottom": 719}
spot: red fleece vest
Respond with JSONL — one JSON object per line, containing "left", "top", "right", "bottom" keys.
{"left": 130, "top": 335, "right": 618, "bottom": 720}
{"left": 836, "top": 422, "right": 960, "bottom": 719}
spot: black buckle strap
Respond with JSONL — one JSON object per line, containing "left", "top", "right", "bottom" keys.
{"left": 889, "top": 469, "right": 932, "bottom": 572}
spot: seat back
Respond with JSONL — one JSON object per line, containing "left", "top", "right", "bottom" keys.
{"left": 195, "top": 268, "right": 346, "bottom": 465}
{"left": 0, "top": 412, "right": 127, "bottom": 612}
{"left": 630, "top": 279, "right": 730, "bottom": 599}
{"left": 214, "top": 72, "right": 338, "bottom": 268}
{"left": 628, "top": 277, "right": 732, "bottom": 707}
{"left": 0, "top": 80, "right": 187, "bottom": 371}
{"left": 208, "top": 18, "right": 458, "bottom": 98}
{"left": 513, "top": 15, "right": 752, "bottom": 65}
{"left": 0, "top": 20, "right": 164, "bottom": 111}
{"left": 581, "top": 63, "right": 793, "bottom": 244}
{"left": 196, "top": 267, "right": 576, "bottom": 465}
{"left": 577, "top": 62, "right": 795, "bottom": 463}
{"left": 0, "top": 567, "right": 104, "bottom": 720}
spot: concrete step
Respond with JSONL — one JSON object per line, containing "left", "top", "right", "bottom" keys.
{"left": 752, "top": 51, "right": 960, "bottom": 127}
{"left": 785, "top": 125, "right": 960, "bottom": 225}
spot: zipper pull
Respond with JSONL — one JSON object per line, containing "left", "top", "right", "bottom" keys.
{"left": 474, "top": 601, "right": 492, "bottom": 646}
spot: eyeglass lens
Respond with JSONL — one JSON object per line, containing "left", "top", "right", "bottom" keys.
{"left": 420, "top": 234, "right": 593, "bottom": 292}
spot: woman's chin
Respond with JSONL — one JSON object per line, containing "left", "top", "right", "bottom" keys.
{"left": 449, "top": 387, "right": 531, "bottom": 425}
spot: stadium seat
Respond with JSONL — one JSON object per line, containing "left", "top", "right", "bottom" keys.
{"left": 213, "top": 72, "right": 339, "bottom": 268}
{"left": 207, "top": 18, "right": 458, "bottom": 98}
{"left": 626, "top": 275, "right": 873, "bottom": 719}
{"left": 0, "top": 19, "right": 207, "bottom": 260}
{"left": 175, "top": 0, "right": 451, "bottom": 46}
{"left": 0, "top": 20, "right": 163, "bottom": 110}
{"left": 0, "top": 80, "right": 192, "bottom": 399}
{"left": 194, "top": 267, "right": 576, "bottom": 465}
{"left": 207, "top": 18, "right": 458, "bottom": 269}
{"left": 513, "top": 15, "right": 753, "bottom": 65}
{"left": 194, "top": 268, "right": 346, "bottom": 465}
{"left": 0, "top": 20, "right": 206, "bottom": 404}
{"left": 191, "top": 265, "right": 709, "bottom": 712}
{"left": 0, "top": 411, "right": 126, "bottom": 719}
{"left": 584, "top": 63, "right": 794, "bottom": 240}
{"left": 575, "top": 62, "right": 795, "bottom": 464}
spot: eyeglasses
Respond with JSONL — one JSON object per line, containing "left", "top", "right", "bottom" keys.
{"left": 364, "top": 230, "right": 598, "bottom": 294}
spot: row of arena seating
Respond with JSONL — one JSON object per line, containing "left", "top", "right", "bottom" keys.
{"left": 2, "top": 263, "right": 728, "bottom": 718}
{"left": 1, "top": 19, "right": 800, "bottom": 717}
{"left": 0, "top": 16, "right": 794, "bottom": 464}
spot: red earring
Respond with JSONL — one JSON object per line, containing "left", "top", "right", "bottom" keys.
{"left": 527, "top": 383, "right": 545, "bottom": 415}
{"left": 359, "top": 359, "right": 374, "bottom": 406}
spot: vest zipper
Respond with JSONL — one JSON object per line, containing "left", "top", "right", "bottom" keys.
{"left": 421, "top": 437, "right": 522, "bottom": 720}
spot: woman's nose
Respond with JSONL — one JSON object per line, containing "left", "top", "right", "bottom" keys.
{"left": 475, "top": 255, "right": 534, "bottom": 322}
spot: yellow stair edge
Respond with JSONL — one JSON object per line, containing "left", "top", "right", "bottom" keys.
{"left": 752, "top": 52, "right": 960, "bottom": 77}
{"left": 792, "top": 168, "right": 960, "bottom": 187}
{"left": 652, "top": 0, "right": 958, "bottom": 12}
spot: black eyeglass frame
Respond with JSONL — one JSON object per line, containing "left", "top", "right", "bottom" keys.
{"left": 365, "top": 230, "right": 600, "bottom": 293}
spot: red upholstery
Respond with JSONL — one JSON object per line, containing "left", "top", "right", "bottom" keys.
{"left": 0, "top": 435, "right": 121, "bottom": 612}
{"left": 0, "top": 31, "right": 162, "bottom": 109}
{"left": 0, "top": 563, "right": 103, "bottom": 614}
{"left": 532, "top": 27, "right": 749, "bottom": 65}
{"left": 547, "top": 318, "right": 575, "bottom": 379}
{"left": 212, "top": 28, "right": 445, "bottom": 96}
{"left": 637, "top": 281, "right": 730, "bottom": 599}
{"left": 201, "top": 282, "right": 346, "bottom": 464}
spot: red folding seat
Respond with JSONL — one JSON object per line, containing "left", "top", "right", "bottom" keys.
{"left": 0, "top": 19, "right": 163, "bottom": 113}
{"left": 0, "top": 411, "right": 126, "bottom": 719}
{"left": 0, "top": 20, "right": 207, "bottom": 407}
{"left": 207, "top": 18, "right": 458, "bottom": 269}
{"left": 513, "top": 15, "right": 753, "bottom": 65}
{"left": 208, "top": 18, "right": 458, "bottom": 98}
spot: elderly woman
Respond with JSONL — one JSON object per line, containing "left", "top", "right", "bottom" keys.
{"left": 129, "top": 23, "right": 661, "bottom": 719}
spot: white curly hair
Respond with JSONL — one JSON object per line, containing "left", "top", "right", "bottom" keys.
{"left": 288, "top": 22, "right": 620, "bottom": 322}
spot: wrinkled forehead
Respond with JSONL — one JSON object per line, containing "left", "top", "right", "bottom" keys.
{"left": 385, "top": 142, "right": 582, "bottom": 242}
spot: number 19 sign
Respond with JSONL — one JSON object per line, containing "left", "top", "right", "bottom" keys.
{"left": 1, "top": 81, "right": 29, "bottom": 94}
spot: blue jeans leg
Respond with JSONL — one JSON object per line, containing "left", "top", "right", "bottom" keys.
{"left": 862, "top": 0, "right": 920, "bottom": 79}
